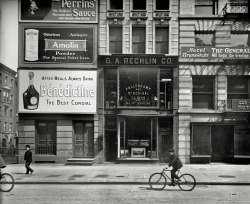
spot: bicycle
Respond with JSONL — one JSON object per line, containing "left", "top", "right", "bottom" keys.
{"left": 149, "top": 167, "right": 196, "bottom": 191}
{"left": 0, "top": 168, "right": 14, "bottom": 192}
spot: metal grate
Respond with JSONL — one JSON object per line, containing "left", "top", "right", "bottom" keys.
{"left": 36, "top": 145, "right": 56, "bottom": 155}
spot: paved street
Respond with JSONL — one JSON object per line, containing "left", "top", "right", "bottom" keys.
{"left": 3, "top": 163, "right": 250, "bottom": 185}
{"left": 1, "top": 184, "right": 250, "bottom": 204}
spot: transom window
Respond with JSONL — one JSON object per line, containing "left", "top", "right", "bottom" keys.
{"left": 195, "top": 0, "right": 217, "bottom": 15}
{"left": 227, "top": 76, "right": 250, "bottom": 99}
{"left": 195, "top": 32, "right": 215, "bottom": 46}
{"left": 192, "top": 76, "right": 214, "bottom": 109}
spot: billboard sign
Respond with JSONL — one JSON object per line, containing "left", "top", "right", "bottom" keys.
{"left": 19, "top": 24, "right": 97, "bottom": 67}
{"left": 19, "top": 0, "right": 98, "bottom": 23}
{"left": 18, "top": 69, "right": 97, "bottom": 114}
{"left": 181, "top": 47, "right": 250, "bottom": 59}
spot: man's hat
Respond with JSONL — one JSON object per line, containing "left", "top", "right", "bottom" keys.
{"left": 26, "top": 145, "right": 30, "bottom": 148}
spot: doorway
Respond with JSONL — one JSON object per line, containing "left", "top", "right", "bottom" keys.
{"left": 73, "top": 121, "right": 94, "bottom": 157}
{"left": 211, "top": 125, "right": 234, "bottom": 162}
{"left": 106, "top": 131, "right": 117, "bottom": 162}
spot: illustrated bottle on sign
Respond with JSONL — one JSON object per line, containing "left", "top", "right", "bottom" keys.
{"left": 23, "top": 72, "right": 39, "bottom": 110}
{"left": 25, "top": 29, "right": 39, "bottom": 61}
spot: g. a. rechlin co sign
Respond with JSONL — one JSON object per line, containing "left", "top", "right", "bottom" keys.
{"left": 18, "top": 69, "right": 97, "bottom": 114}
{"left": 19, "top": 25, "right": 97, "bottom": 68}
{"left": 19, "top": 0, "right": 98, "bottom": 23}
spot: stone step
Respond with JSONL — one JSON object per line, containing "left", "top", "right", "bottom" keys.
{"left": 66, "top": 157, "right": 94, "bottom": 166}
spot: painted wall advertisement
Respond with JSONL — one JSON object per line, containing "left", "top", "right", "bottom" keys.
{"left": 19, "top": 25, "right": 97, "bottom": 67}
{"left": 18, "top": 69, "right": 97, "bottom": 114}
{"left": 181, "top": 47, "right": 250, "bottom": 59}
{"left": 19, "top": 0, "right": 98, "bottom": 23}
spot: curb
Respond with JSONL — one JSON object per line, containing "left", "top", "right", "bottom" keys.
{"left": 13, "top": 181, "right": 250, "bottom": 185}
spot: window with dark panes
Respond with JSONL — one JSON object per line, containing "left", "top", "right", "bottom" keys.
{"left": 4, "top": 106, "right": 8, "bottom": 117}
{"left": 133, "top": 0, "right": 146, "bottom": 10}
{"left": 110, "top": 0, "right": 123, "bottom": 10}
{"left": 192, "top": 125, "right": 211, "bottom": 155}
{"left": 4, "top": 76, "right": 8, "bottom": 85}
{"left": 156, "top": 0, "right": 169, "bottom": 10}
{"left": 156, "top": 27, "right": 169, "bottom": 54}
{"left": 36, "top": 121, "right": 56, "bottom": 155}
{"left": 132, "top": 27, "right": 146, "bottom": 53}
{"left": 109, "top": 27, "right": 122, "bottom": 54}
{"left": 119, "top": 68, "right": 158, "bottom": 107}
{"left": 231, "top": 32, "right": 250, "bottom": 47}
{"left": 160, "top": 69, "right": 172, "bottom": 109}
{"left": 193, "top": 76, "right": 214, "bottom": 109}
{"left": 195, "top": 32, "right": 215, "bottom": 46}
{"left": 195, "top": 0, "right": 217, "bottom": 15}
{"left": 227, "top": 76, "right": 250, "bottom": 99}
{"left": 0, "top": 73, "right": 2, "bottom": 83}
{"left": 105, "top": 69, "right": 117, "bottom": 108}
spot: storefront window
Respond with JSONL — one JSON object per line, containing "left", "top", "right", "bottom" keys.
{"left": 227, "top": 76, "right": 249, "bottom": 99}
{"left": 119, "top": 68, "right": 158, "bottom": 107}
{"left": 192, "top": 125, "right": 211, "bottom": 155}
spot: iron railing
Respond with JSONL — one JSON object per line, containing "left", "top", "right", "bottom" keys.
{"left": 222, "top": 3, "right": 248, "bottom": 16}
{"left": 0, "top": 147, "right": 18, "bottom": 157}
{"left": 35, "top": 145, "right": 56, "bottom": 155}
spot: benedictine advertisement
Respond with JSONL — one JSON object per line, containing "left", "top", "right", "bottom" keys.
{"left": 19, "top": 25, "right": 97, "bottom": 67}
{"left": 18, "top": 69, "right": 97, "bottom": 114}
{"left": 19, "top": 0, "right": 98, "bottom": 23}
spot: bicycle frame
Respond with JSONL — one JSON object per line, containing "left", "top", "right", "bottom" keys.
{"left": 162, "top": 169, "right": 182, "bottom": 182}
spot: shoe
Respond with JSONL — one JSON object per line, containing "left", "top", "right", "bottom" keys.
{"left": 169, "top": 183, "right": 175, "bottom": 186}
{"left": 30, "top": 170, "right": 34, "bottom": 175}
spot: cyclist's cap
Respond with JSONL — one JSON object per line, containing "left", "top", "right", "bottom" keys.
{"left": 26, "top": 145, "right": 30, "bottom": 148}
{"left": 168, "top": 148, "right": 175, "bottom": 153}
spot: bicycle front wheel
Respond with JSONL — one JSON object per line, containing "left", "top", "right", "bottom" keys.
{"left": 149, "top": 173, "right": 167, "bottom": 190}
{"left": 178, "top": 173, "right": 196, "bottom": 191}
{"left": 0, "top": 173, "right": 15, "bottom": 192}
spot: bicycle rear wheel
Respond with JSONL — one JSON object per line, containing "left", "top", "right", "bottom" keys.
{"left": 149, "top": 173, "right": 167, "bottom": 190}
{"left": 178, "top": 173, "right": 196, "bottom": 191}
{"left": 0, "top": 173, "right": 15, "bottom": 192}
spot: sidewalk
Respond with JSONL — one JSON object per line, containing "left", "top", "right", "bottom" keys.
{"left": 3, "top": 163, "right": 250, "bottom": 185}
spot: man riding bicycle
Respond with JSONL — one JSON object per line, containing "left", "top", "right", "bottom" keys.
{"left": 167, "top": 149, "right": 183, "bottom": 186}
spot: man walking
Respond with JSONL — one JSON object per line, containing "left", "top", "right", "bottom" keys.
{"left": 24, "top": 145, "right": 34, "bottom": 174}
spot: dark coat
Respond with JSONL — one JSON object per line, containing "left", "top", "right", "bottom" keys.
{"left": 24, "top": 150, "right": 32, "bottom": 162}
{"left": 0, "top": 154, "right": 6, "bottom": 168}
{"left": 168, "top": 153, "right": 183, "bottom": 169}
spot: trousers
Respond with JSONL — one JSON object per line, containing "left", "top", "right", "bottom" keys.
{"left": 25, "top": 161, "right": 33, "bottom": 174}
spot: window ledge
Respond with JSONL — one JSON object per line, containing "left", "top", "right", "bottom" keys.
{"left": 179, "top": 15, "right": 224, "bottom": 19}
{"left": 178, "top": 109, "right": 220, "bottom": 114}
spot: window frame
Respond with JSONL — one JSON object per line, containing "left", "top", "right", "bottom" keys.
{"left": 133, "top": 0, "right": 146, "bottom": 10}
{"left": 155, "top": 27, "right": 169, "bottom": 54}
{"left": 195, "top": 31, "right": 215, "bottom": 46}
{"left": 109, "top": 0, "right": 123, "bottom": 10}
{"left": 109, "top": 26, "right": 123, "bottom": 54}
{"left": 227, "top": 76, "right": 250, "bottom": 99}
{"left": 155, "top": 0, "right": 169, "bottom": 10}
{"left": 231, "top": 31, "right": 250, "bottom": 47}
{"left": 195, "top": 0, "right": 217, "bottom": 15}
{"left": 132, "top": 27, "right": 146, "bottom": 54}
{"left": 192, "top": 76, "right": 215, "bottom": 109}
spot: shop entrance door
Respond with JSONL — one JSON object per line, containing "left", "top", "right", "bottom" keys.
{"left": 106, "top": 131, "right": 117, "bottom": 161}
{"left": 74, "top": 121, "right": 94, "bottom": 157}
{"left": 211, "top": 126, "right": 234, "bottom": 162}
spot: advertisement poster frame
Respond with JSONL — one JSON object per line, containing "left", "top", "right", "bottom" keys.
{"left": 18, "top": 0, "right": 98, "bottom": 23}
{"left": 18, "top": 23, "right": 98, "bottom": 68}
{"left": 18, "top": 68, "right": 97, "bottom": 114}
